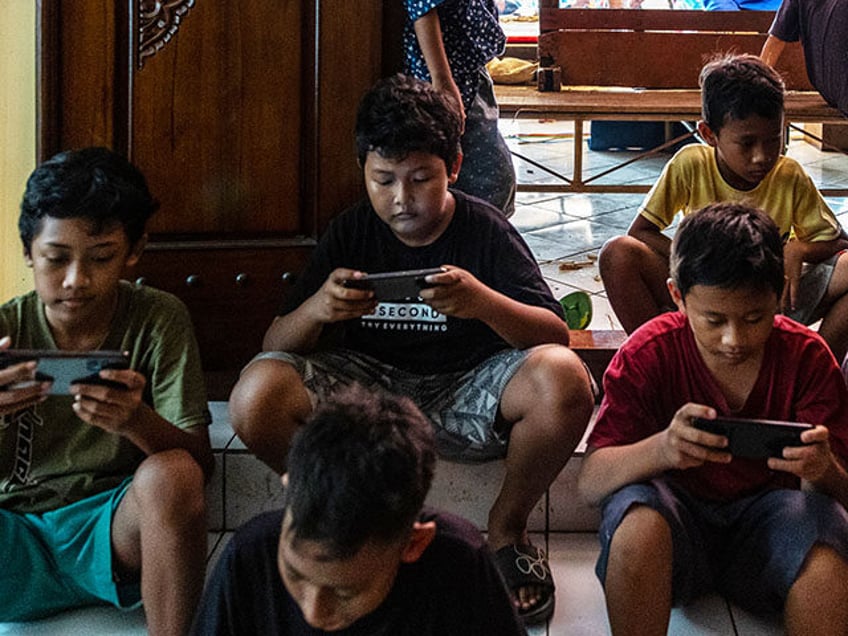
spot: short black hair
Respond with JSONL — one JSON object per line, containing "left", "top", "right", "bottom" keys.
{"left": 670, "top": 202, "right": 784, "bottom": 299}
{"left": 19, "top": 147, "right": 158, "bottom": 253}
{"left": 284, "top": 385, "right": 436, "bottom": 559}
{"left": 700, "top": 53, "right": 785, "bottom": 133}
{"left": 354, "top": 73, "right": 462, "bottom": 170}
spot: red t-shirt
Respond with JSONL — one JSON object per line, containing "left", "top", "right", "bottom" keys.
{"left": 588, "top": 312, "right": 848, "bottom": 502}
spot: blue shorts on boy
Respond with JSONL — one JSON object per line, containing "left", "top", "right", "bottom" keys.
{"left": 0, "top": 479, "right": 139, "bottom": 620}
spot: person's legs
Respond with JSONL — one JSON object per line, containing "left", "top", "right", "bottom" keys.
{"left": 490, "top": 345, "right": 593, "bottom": 611}
{"left": 598, "top": 235, "right": 672, "bottom": 333}
{"left": 784, "top": 543, "right": 848, "bottom": 635}
{"left": 229, "top": 356, "right": 313, "bottom": 474}
{"left": 605, "top": 506, "right": 673, "bottom": 636}
{"left": 111, "top": 449, "right": 206, "bottom": 636}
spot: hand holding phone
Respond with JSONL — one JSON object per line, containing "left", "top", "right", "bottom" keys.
{"left": 342, "top": 267, "right": 446, "bottom": 301}
{"left": 693, "top": 416, "right": 812, "bottom": 459}
{"left": 0, "top": 350, "right": 130, "bottom": 395}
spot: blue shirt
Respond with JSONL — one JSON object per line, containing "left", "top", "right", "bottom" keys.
{"left": 403, "top": 0, "right": 506, "bottom": 108}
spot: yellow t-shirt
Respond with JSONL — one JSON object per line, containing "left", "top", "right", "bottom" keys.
{"left": 640, "top": 144, "right": 840, "bottom": 243}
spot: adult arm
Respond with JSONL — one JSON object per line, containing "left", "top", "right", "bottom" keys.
{"left": 413, "top": 9, "right": 466, "bottom": 126}
{"left": 760, "top": 34, "right": 787, "bottom": 67}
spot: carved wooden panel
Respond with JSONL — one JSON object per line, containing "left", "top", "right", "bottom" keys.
{"left": 138, "top": 0, "right": 196, "bottom": 67}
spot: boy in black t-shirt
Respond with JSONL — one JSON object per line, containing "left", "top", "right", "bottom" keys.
{"left": 228, "top": 73, "right": 595, "bottom": 625}
{"left": 192, "top": 387, "right": 524, "bottom": 635}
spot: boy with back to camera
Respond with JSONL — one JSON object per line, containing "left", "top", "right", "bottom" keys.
{"left": 580, "top": 202, "right": 848, "bottom": 634}
{"left": 599, "top": 53, "right": 848, "bottom": 365}
{"left": 228, "top": 73, "right": 596, "bottom": 626}
{"left": 0, "top": 147, "right": 213, "bottom": 635}
{"left": 191, "top": 386, "right": 526, "bottom": 635}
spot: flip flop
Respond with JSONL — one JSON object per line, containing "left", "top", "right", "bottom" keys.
{"left": 559, "top": 290, "right": 592, "bottom": 330}
{"left": 493, "top": 544, "right": 556, "bottom": 625}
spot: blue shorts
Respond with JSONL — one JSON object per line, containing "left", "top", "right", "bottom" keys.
{"left": 247, "top": 348, "right": 529, "bottom": 461}
{"left": 0, "top": 479, "right": 140, "bottom": 621}
{"left": 595, "top": 478, "right": 848, "bottom": 614}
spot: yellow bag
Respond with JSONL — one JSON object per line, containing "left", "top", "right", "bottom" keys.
{"left": 486, "top": 57, "right": 538, "bottom": 85}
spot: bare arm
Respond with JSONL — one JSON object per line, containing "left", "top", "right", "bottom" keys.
{"left": 760, "top": 34, "right": 787, "bottom": 68}
{"left": 262, "top": 268, "right": 377, "bottom": 352}
{"left": 419, "top": 266, "right": 570, "bottom": 348}
{"left": 413, "top": 9, "right": 466, "bottom": 126}
{"left": 577, "top": 403, "right": 731, "bottom": 506}
{"left": 782, "top": 233, "right": 848, "bottom": 311}
{"left": 627, "top": 214, "right": 672, "bottom": 260}
{"left": 71, "top": 368, "right": 215, "bottom": 479}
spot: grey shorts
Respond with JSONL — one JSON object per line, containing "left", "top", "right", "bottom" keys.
{"left": 595, "top": 478, "right": 848, "bottom": 614}
{"left": 785, "top": 253, "right": 839, "bottom": 325}
{"left": 246, "top": 348, "right": 528, "bottom": 461}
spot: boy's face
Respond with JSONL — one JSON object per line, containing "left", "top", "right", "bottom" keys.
{"left": 277, "top": 513, "right": 407, "bottom": 632}
{"left": 25, "top": 216, "right": 141, "bottom": 335}
{"left": 363, "top": 150, "right": 461, "bottom": 247}
{"left": 699, "top": 113, "right": 784, "bottom": 191}
{"left": 670, "top": 281, "right": 778, "bottom": 370}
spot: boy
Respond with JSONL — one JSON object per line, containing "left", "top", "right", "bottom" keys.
{"left": 579, "top": 202, "right": 848, "bottom": 634}
{"left": 599, "top": 54, "right": 848, "bottom": 365}
{"left": 0, "top": 147, "right": 213, "bottom": 634}
{"left": 761, "top": 0, "right": 848, "bottom": 117}
{"left": 229, "top": 73, "right": 595, "bottom": 625}
{"left": 192, "top": 387, "right": 525, "bottom": 635}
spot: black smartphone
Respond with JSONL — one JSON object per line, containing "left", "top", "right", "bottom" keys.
{"left": 342, "top": 267, "right": 446, "bottom": 301}
{"left": 0, "top": 350, "right": 130, "bottom": 394}
{"left": 693, "top": 416, "right": 813, "bottom": 459}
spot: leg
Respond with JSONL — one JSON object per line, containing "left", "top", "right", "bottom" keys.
{"left": 229, "top": 357, "right": 312, "bottom": 474}
{"left": 111, "top": 449, "right": 206, "bottom": 636}
{"left": 491, "top": 345, "right": 594, "bottom": 609}
{"left": 784, "top": 544, "right": 848, "bottom": 636}
{"left": 815, "top": 253, "right": 848, "bottom": 363}
{"left": 598, "top": 235, "right": 672, "bottom": 333}
{"left": 605, "top": 506, "right": 673, "bottom": 636}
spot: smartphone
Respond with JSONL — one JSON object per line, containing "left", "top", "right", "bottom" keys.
{"left": 0, "top": 350, "right": 130, "bottom": 394}
{"left": 342, "top": 267, "right": 446, "bottom": 301}
{"left": 692, "top": 416, "right": 813, "bottom": 459}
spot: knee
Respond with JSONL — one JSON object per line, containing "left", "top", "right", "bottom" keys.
{"left": 133, "top": 449, "right": 206, "bottom": 525}
{"left": 520, "top": 345, "right": 594, "bottom": 424}
{"left": 610, "top": 506, "right": 672, "bottom": 570}
{"left": 598, "top": 234, "right": 644, "bottom": 280}
{"left": 228, "top": 358, "right": 303, "bottom": 441}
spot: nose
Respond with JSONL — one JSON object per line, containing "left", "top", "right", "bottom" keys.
{"left": 63, "top": 260, "right": 90, "bottom": 289}
{"left": 751, "top": 143, "right": 770, "bottom": 166}
{"left": 721, "top": 322, "right": 743, "bottom": 349}
{"left": 393, "top": 181, "right": 410, "bottom": 207}
{"left": 300, "top": 586, "right": 337, "bottom": 629}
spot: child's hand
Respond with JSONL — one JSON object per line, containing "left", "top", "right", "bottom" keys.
{"left": 0, "top": 336, "right": 50, "bottom": 414}
{"left": 781, "top": 240, "right": 804, "bottom": 313}
{"left": 307, "top": 268, "right": 379, "bottom": 324}
{"left": 418, "top": 266, "right": 488, "bottom": 318}
{"left": 768, "top": 425, "right": 833, "bottom": 482}
{"left": 658, "top": 403, "right": 732, "bottom": 470}
{"left": 70, "top": 368, "right": 145, "bottom": 434}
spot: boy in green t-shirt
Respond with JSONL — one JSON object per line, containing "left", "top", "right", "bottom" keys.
{"left": 0, "top": 147, "right": 213, "bottom": 634}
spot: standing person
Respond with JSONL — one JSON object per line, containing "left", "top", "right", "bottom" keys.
{"left": 580, "top": 203, "right": 848, "bottom": 634}
{"left": 403, "top": 0, "right": 517, "bottom": 216}
{"left": 191, "top": 387, "right": 526, "bottom": 635}
{"left": 0, "top": 147, "right": 213, "bottom": 635}
{"left": 598, "top": 54, "right": 848, "bottom": 366}
{"left": 761, "top": 0, "right": 848, "bottom": 117}
{"left": 228, "top": 74, "right": 597, "bottom": 626}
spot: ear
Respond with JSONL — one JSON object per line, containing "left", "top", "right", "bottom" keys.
{"left": 667, "top": 278, "right": 686, "bottom": 313}
{"left": 447, "top": 153, "right": 463, "bottom": 185}
{"left": 399, "top": 520, "right": 436, "bottom": 564}
{"left": 23, "top": 247, "right": 33, "bottom": 268}
{"left": 125, "top": 233, "right": 148, "bottom": 268}
{"left": 697, "top": 120, "right": 717, "bottom": 147}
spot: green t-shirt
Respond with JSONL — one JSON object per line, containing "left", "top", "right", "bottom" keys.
{"left": 0, "top": 280, "right": 210, "bottom": 513}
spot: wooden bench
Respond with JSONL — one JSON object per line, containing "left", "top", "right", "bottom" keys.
{"left": 496, "top": 2, "right": 847, "bottom": 196}
{"left": 570, "top": 329, "right": 627, "bottom": 397}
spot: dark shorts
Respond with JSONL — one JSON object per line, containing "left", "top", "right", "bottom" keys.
{"left": 595, "top": 478, "right": 848, "bottom": 614}
{"left": 785, "top": 253, "right": 839, "bottom": 325}
{"left": 247, "top": 348, "right": 529, "bottom": 461}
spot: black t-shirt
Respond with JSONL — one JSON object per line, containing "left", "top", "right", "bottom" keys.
{"left": 190, "top": 508, "right": 525, "bottom": 636}
{"left": 281, "top": 191, "right": 563, "bottom": 374}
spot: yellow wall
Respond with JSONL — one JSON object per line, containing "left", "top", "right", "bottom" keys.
{"left": 0, "top": 2, "right": 36, "bottom": 299}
